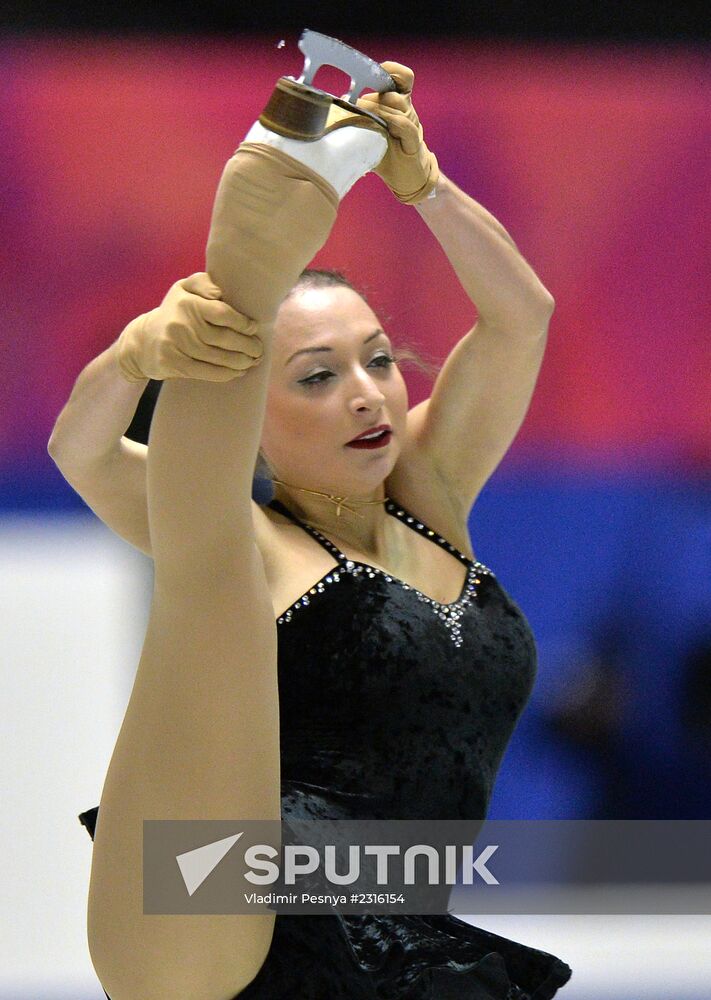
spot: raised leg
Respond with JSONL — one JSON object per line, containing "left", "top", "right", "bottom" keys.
{"left": 86, "top": 110, "right": 384, "bottom": 1000}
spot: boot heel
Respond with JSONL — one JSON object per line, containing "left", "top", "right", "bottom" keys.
{"left": 259, "top": 78, "right": 332, "bottom": 141}
{"left": 259, "top": 77, "right": 388, "bottom": 143}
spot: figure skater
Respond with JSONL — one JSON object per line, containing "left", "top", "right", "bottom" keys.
{"left": 49, "top": 56, "right": 571, "bottom": 1000}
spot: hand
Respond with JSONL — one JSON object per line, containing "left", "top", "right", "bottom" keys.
{"left": 116, "top": 272, "right": 263, "bottom": 382}
{"left": 356, "top": 62, "right": 439, "bottom": 205}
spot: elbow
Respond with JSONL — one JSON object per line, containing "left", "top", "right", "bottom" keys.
{"left": 534, "top": 289, "right": 555, "bottom": 319}
{"left": 527, "top": 291, "right": 555, "bottom": 338}
{"left": 47, "top": 407, "right": 70, "bottom": 462}
{"left": 47, "top": 420, "right": 84, "bottom": 474}
{"left": 509, "top": 292, "right": 554, "bottom": 340}
{"left": 47, "top": 427, "right": 73, "bottom": 470}
{"left": 505, "top": 286, "right": 555, "bottom": 336}
{"left": 47, "top": 431, "right": 81, "bottom": 485}
{"left": 47, "top": 430, "right": 62, "bottom": 464}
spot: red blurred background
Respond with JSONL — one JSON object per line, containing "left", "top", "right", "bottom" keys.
{"left": 2, "top": 37, "right": 709, "bottom": 485}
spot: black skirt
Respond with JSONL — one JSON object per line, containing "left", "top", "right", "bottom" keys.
{"left": 237, "top": 909, "right": 573, "bottom": 999}
{"left": 79, "top": 806, "right": 572, "bottom": 1000}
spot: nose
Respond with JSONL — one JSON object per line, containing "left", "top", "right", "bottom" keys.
{"left": 348, "top": 368, "right": 386, "bottom": 413}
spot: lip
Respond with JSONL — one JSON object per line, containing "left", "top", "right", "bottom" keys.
{"left": 345, "top": 423, "right": 392, "bottom": 445}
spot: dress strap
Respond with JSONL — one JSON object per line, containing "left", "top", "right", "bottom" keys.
{"left": 384, "top": 497, "right": 474, "bottom": 565}
{"left": 267, "top": 498, "right": 348, "bottom": 565}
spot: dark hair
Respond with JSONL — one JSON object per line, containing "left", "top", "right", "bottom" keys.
{"left": 287, "top": 267, "right": 363, "bottom": 298}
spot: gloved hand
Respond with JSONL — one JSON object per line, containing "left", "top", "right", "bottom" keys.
{"left": 356, "top": 62, "right": 439, "bottom": 205}
{"left": 116, "top": 272, "right": 263, "bottom": 382}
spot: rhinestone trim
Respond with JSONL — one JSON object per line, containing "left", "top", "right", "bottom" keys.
{"left": 275, "top": 500, "right": 495, "bottom": 647}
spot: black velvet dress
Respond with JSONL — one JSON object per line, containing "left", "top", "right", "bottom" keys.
{"left": 79, "top": 495, "right": 572, "bottom": 999}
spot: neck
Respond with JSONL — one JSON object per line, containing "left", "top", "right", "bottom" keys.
{"left": 271, "top": 478, "right": 391, "bottom": 554}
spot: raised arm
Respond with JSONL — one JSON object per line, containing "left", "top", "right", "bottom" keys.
{"left": 410, "top": 171, "right": 554, "bottom": 514}
{"left": 361, "top": 62, "right": 555, "bottom": 516}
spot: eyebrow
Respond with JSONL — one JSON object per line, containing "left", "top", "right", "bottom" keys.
{"left": 285, "top": 329, "right": 388, "bottom": 367}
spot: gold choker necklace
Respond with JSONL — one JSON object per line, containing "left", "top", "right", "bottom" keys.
{"left": 271, "top": 479, "right": 390, "bottom": 518}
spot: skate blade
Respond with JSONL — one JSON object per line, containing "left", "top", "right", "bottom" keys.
{"left": 295, "top": 28, "right": 398, "bottom": 104}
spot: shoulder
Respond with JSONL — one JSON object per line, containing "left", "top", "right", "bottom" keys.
{"left": 388, "top": 400, "right": 476, "bottom": 558}
{"left": 385, "top": 440, "right": 475, "bottom": 560}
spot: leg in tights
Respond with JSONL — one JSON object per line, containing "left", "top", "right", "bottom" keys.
{"left": 87, "top": 140, "right": 342, "bottom": 1000}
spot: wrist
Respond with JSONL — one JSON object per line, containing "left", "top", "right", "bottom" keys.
{"left": 414, "top": 170, "right": 451, "bottom": 215}
{"left": 114, "top": 317, "right": 151, "bottom": 384}
{"left": 392, "top": 149, "right": 440, "bottom": 205}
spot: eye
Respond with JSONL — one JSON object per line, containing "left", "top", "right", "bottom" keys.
{"left": 298, "top": 370, "right": 333, "bottom": 386}
{"left": 369, "top": 353, "right": 396, "bottom": 369}
{"left": 297, "top": 353, "right": 395, "bottom": 388}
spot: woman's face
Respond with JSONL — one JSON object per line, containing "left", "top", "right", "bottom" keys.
{"left": 260, "top": 285, "right": 409, "bottom": 494}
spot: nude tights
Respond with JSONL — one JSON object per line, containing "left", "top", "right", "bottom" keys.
{"left": 88, "top": 142, "right": 342, "bottom": 997}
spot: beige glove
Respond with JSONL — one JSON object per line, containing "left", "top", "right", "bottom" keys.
{"left": 356, "top": 62, "right": 439, "bottom": 205}
{"left": 116, "top": 272, "right": 262, "bottom": 383}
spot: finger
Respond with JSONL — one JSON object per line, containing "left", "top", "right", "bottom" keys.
{"left": 191, "top": 340, "right": 263, "bottom": 369}
{"left": 356, "top": 93, "right": 382, "bottom": 113}
{"left": 195, "top": 326, "right": 264, "bottom": 359}
{"left": 170, "top": 350, "right": 249, "bottom": 381}
{"left": 375, "top": 108, "right": 421, "bottom": 155}
{"left": 198, "top": 298, "right": 259, "bottom": 335}
{"left": 377, "top": 92, "right": 411, "bottom": 114}
{"left": 356, "top": 91, "right": 410, "bottom": 113}
{"left": 380, "top": 61, "right": 415, "bottom": 95}
{"left": 180, "top": 272, "right": 223, "bottom": 299}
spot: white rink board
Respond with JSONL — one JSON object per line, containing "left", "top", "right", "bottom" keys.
{"left": 0, "top": 514, "right": 150, "bottom": 997}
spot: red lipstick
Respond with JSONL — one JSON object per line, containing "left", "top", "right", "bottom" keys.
{"left": 345, "top": 424, "right": 392, "bottom": 449}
